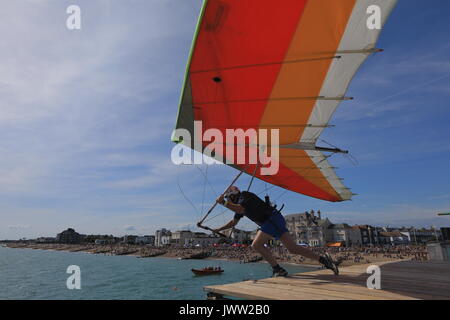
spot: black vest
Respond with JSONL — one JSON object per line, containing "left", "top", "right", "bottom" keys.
{"left": 234, "top": 191, "right": 274, "bottom": 225}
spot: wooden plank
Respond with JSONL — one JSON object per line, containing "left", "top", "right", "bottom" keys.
{"left": 255, "top": 277, "right": 450, "bottom": 299}
{"left": 241, "top": 280, "right": 415, "bottom": 300}
{"left": 204, "top": 261, "right": 450, "bottom": 300}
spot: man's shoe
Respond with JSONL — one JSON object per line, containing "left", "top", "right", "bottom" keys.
{"left": 319, "top": 253, "right": 339, "bottom": 275}
{"left": 272, "top": 265, "right": 288, "bottom": 277}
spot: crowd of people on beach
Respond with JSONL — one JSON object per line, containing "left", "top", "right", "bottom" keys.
{"left": 269, "top": 244, "right": 429, "bottom": 265}
{"left": 205, "top": 244, "right": 429, "bottom": 265}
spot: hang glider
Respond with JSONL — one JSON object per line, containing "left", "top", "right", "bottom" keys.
{"left": 173, "top": 0, "right": 397, "bottom": 202}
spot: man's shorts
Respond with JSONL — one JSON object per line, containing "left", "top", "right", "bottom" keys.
{"left": 260, "top": 212, "right": 289, "bottom": 240}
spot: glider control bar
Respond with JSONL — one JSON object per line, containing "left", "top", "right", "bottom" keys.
{"left": 197, "top": 170, "right": 244, "bottom": 237}
{"left": 197, "top": 225, "right": 229, "bottom": 238}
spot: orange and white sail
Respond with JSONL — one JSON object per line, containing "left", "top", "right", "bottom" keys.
{"left": 173, "top": 0, "right": 398, "bottom": 201}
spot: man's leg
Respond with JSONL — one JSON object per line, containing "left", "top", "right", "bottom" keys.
{"left": 279, "top": 232, "right": 320, "bottom": 261}
{"left": 280, "top": 232, "right": 339, "bottom": 275}
{"left": 251, "top": 230, "right": 277, "bottom": 267}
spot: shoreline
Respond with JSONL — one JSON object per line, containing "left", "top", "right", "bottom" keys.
{"left": 1, "top": 241, "right": 425, "bottom": 267}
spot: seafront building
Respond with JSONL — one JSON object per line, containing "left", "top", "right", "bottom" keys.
{"left": 283, "top": 211, "right": 444, "bottom": 247}
{"left": 284, "top": 211, "right": 332, "bottom": 246}
{"left": 171, "top": 230, "right": 221, "bottom": 247}
{"left": 56, "top": 228, "right": 82, "bottom": 244}
{"left": 378, "top": 230, "right": 409, "bottom": 245}
{"left": 351, "top": 225, "right": 381, "bottom": 245}
{"left": 229, "top": 229, "right": 252, "bottom": 244}
{"left": 155, "top": 228, "right": 172, "bottom": 247}
{"left": 398, "top": 227, "right": 442, "bottom": 244}
{"left": 122, "top": 235, "right": 138, "bottom": 244}
{"left": 327, "top": 223, "right": 362, "bottom": 246}
{"left": 135, "top": 235, "right": 155, "bottom": 245}
{"left": 48, "top": 219, "right": 445, "bottom": 248}
{"left": 171, "top": 230, "right": 194, "bottom": 246}
{"left": 190, "top": 232, "right": 220, "bottom": 247}
{"left": 36, "top": 237, "right": 56, "bottom": 243}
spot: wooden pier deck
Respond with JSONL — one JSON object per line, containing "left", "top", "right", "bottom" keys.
{"left": 204, "top": 261, "right": 450, "bottom": 300}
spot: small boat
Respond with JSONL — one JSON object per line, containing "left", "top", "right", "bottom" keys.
{"left": 191, "top": 267, "right": 224, "bottom": 276}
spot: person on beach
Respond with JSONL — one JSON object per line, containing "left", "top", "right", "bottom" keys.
{"left": 213, "top": 186, "right": 340, "bottom": 277}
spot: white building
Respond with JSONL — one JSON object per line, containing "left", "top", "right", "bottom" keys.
{"left": 155, "top": 229, "right": 172, "bottom": 247}
{"left": 135, "top": 235, "right": 155, "bottom": 245}
{"left": 285, "top": 211, "right": 331, "bottom": 247}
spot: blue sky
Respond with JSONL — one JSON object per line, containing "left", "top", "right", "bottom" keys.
{"left": 1, "top": 0, "right": 449, "bottom": 240}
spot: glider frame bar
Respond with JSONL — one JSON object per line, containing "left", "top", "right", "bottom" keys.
{"left": 185, "top": 96, "right": 353, "bottom": 106}
{"left": 200, "top": 124, "right": 334, "bottom": 129}
{"left": 190, "top": 56, "right": 341, "bottom": 74}
{"left": 281, "top": 143, "right": 348, "bottom": 154}
{"left": 197, "top": 170, "right": 244, "bottom": 237}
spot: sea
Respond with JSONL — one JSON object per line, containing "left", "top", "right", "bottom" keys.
{"left": 0, "top": 245, "right": 314, "bottom": 300}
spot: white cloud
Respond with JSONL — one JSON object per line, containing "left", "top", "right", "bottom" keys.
{"left": 0, "top": 1, "right": 204, "bottom": 238}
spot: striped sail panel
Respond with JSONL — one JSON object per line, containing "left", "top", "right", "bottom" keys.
{"left": 301, "top": 0, "right": 398, "bottom": 144}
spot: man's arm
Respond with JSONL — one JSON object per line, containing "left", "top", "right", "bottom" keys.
{"left": 211, "top": 194, "right": 244, "bottom": 233}
{"left": 215, "top": 218, "right": 240, "bottom": 232}
{"left": 216, "top": 194, "right": 245, "bottom": 214}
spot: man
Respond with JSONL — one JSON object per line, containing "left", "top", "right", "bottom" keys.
{"left": 214, "top": 186, "right": 339, "bottom": 277}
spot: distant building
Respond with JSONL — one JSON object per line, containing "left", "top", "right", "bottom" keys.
{"left": 378, "top": 231, "right": 410, "bottom": 245}
{"left": 56, "top": 228, "right": 82, "bottom": 244}
{"left": 84, "top": 234, "right": 116, "bottom": 244}
{"left": 135, "top": 235, "right": 155, "bottom": 245}
{"left": 398, "top": 227, "right": 442, "bottom": 244}
{"left": 327, "top": 223, "right": 362, "bottom": 246}
{"left": 122, "top": 235, "right": 138, "bottom": 244}
{"left": 352, "top": 225, "right": 381, "bottom": 245}
{"left": 230, "top": 229, "right": 252, "bottom": 244}
{"left": 36, "top": 237, "right": 55, "bottom": 243}
{"left": 249, "top": 229, "right": 259, "bottom": 241}
{"left": 155, "top": 229, "right": 172, "bottom": 247}
{"left": 190, "top": 232, "right": 220, "bottom": 247}
{"left": 285, "top": 211, "right": 331, "bottom": 246}
{"left": 285, "top": 211, "right": 379, "bottom": 247}
{"left": 171, "top": 231, "right": 194, "bottom": 246}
